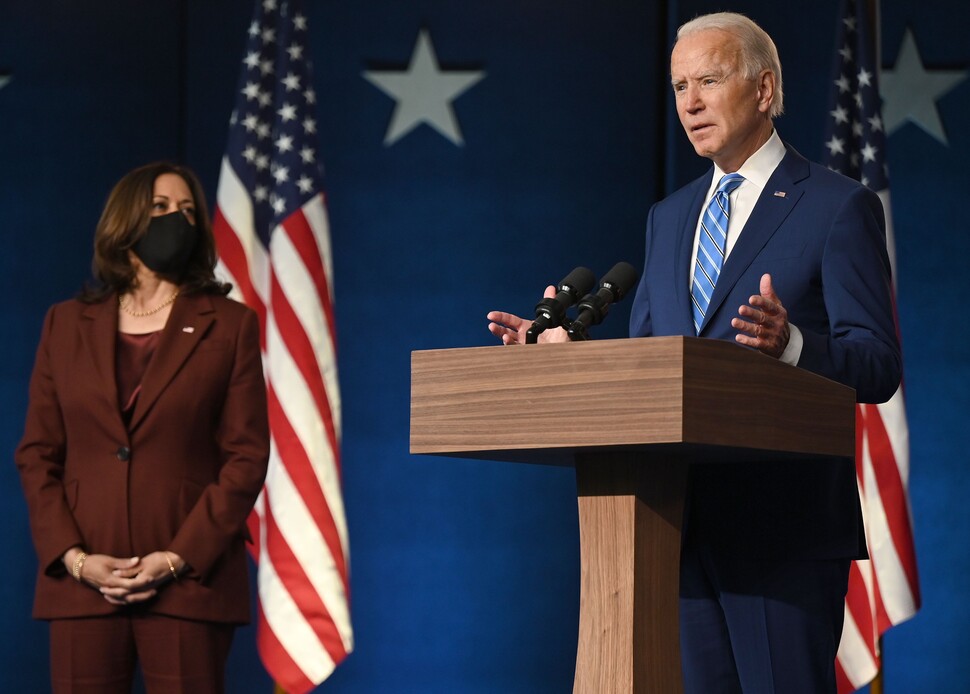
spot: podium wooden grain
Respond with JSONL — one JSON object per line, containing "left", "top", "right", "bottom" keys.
{"left": 410, "top": 336, "right": 854, "bottom": 693}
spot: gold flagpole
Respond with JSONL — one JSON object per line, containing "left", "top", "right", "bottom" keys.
{"left": 870, "top": 636, "right": 884, "bottom": 694}
{"left": 867, "top": 3, "right": 884, "bottom": 691}
{"left": 863, "top": 5, "right": 886, "bottom": 694}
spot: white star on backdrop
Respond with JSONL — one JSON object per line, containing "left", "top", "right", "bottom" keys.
{"left": 881, "top": 28, "right": 967, "bottom": 146}
{"left": 363, "top": 29, "right": 485, "bottom": 146}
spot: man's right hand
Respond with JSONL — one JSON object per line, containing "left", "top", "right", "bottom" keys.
{"left": 487, "top": 285, "right": 570, "bottom": 344}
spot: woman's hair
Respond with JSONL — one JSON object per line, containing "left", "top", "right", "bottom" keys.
{"left": 79, "top": 161, "right": 231, "bottom": 302}
{"left": 676, "top": 12, "right": 785, "bottom": 118}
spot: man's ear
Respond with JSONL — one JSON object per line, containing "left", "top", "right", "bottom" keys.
{"left": 756, "top": 70, "right": 775, "bottom": 113}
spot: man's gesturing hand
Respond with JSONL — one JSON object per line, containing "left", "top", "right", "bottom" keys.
{"left": 732, "top": 273, "right": 790, "bottom": 358}
{"left": 487, "top": 285, "right": 569, "bottom": 344}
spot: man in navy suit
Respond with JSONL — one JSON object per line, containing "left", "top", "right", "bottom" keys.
{"left": 489, "top": 11, "right": 901, "bottom": 694}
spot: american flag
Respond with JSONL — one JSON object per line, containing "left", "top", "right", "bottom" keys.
{"left": 823, "top": 1, "right": 920, "bottom": 691}
{"left": 212, "top": 0, "right": 352, "bottom": 691}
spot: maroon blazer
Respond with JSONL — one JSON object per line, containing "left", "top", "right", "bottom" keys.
{"left": 15, "top": 292, "right": 269, "bottom": 623}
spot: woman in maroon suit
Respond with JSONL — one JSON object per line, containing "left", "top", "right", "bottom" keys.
{"left": 15, "top": 162, "right": 270, "bottom": 692}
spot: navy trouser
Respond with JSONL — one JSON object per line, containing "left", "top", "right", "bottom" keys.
{"left": 680, "top": 543, "right": 851, "bottom": 694}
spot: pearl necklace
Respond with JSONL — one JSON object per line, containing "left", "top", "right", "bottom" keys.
{"left": 119, "top": 290, "right": 179, "bottom": 317}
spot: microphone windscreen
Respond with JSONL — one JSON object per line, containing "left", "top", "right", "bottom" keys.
{"left": 559, "top": 266, "right": 596, "bottom": 299}
{"left": 600, "top": 261, "right": 639, "bottom": 301}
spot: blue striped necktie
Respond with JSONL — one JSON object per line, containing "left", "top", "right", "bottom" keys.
{"left": 691, "top": 172, "right": 745, "bottom": 334}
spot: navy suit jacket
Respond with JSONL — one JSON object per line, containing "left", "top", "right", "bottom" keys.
{"left": 629, "top": 146, "right": 901, "bottom": 560}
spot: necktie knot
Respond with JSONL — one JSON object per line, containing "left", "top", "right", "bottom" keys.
{"left": 716, "top": 172, "right": 745, "bottom": 197}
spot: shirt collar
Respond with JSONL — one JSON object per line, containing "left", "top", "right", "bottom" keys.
{"left": 711, "top": 129, "right": 786, "bottom": 192}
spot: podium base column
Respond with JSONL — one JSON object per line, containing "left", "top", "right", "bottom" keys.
{"left": 573, "top": 453, "right": 688, "bottom": 694}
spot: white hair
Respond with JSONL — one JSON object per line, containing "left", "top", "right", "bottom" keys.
{"left": 676, "top": 12, "right": 785, "bottom": 118}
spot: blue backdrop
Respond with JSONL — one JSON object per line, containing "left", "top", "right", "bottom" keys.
{"left": 2, "top": 1, "right": 967, "bottom": 691}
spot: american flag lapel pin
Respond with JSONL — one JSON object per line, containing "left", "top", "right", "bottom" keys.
{"left": 773, "top": 191, "right": 787, "bottom": 198}
{"left": 182, "top": 326, "right": 195, "bottom": 333}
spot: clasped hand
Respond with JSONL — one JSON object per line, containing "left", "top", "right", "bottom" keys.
{"left": 66, "top": 549, "right": 185, "bottom": 605}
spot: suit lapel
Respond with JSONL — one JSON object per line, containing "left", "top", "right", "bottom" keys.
{"left": 129, "top": 294, "right": 216, "bottom": 431}
{"left": 702, "top": 148, "right": 809, "bottom": 332}
{"left": 677, "top": 178, "right": 711, "bottom": 333}
{"left": 79, "top": 297, "right": 124, "bottom": 418}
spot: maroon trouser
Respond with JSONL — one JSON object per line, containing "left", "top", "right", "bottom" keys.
{"left": 50, "top": 613, "right": 234, "bottom": 693}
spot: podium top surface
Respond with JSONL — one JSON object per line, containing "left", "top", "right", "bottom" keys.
{"left": 410, "top": 336, "right": 855, "bottom": 463}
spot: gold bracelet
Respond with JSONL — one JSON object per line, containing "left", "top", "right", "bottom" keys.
{"left": 164, "top": 552, "right": 179, "bottom": 582}
{"left": 72, "top": 551, "right": 87, "bottom": 583}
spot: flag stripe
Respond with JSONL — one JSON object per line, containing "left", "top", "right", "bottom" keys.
{"left": 844, "top": 561, "right": 877, "bottom": 660}
{"left": 256, "top": 590, "right": 323, "bottom": 693}
{"left": 263, "top": 486, "right": 350, "bottom": 662}
{"left": 214, "top": 206, "right": 266, "bottom": 327}
{"left": 215, "top": 156, "right": 270, "bottom": 312}
{"left": 285, "top": 204, "right": 338, "bottom": 345}
{"left": 281, "top": 205, "right": 342, "bottom": 434}
{"left": 269, "top": 225, "right": 341, "bottom": 462}
{"left": 282, "top": 199, "right": 342, "bottom": 438}
{"left": 265, "top": 307, "right": 350, "bottom": 562}
{"left": 863, "top": 402, "right": 919, "bottom": 595}
{"left": 267, "top": 382, "right": 350, "bottom": 594}
{"left": 838, "top": 578, "right": 879, "bottom": 687}
{"left": 257, "top": 437, "right": 347, "bottom": 658}
{"left": 261, "top": 434, "right": 353, "bottom": 650}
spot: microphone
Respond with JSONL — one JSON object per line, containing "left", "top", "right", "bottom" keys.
{"left": 525, "top": 266, "right": 596, "bottom": 343}
{"left": 567, "top": 262, "right": 639, "bottom": 341}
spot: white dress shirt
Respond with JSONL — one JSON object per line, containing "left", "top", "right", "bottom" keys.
{"left": 688, "top": 130, "right": 803, "bottom": 364}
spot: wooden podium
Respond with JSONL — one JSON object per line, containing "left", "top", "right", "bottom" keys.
{"left": 410, "top": 336, "right": 855, "bottom": 693}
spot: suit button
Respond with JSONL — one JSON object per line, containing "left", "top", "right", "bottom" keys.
{"left": 116, "top": 446, "right": 131, "bottom": 461}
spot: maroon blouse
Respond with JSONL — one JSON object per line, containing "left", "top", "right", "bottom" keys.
{"left": 116, "top": 331, "right": 161, "bottom": 426}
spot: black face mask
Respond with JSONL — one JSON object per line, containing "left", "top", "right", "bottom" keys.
{"left": 132, "top": 211, "right": 198, "bottom": 275}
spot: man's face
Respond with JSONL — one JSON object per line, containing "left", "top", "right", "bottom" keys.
{"left": 670, "top": 29, "right": 772, "bottom": 172}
